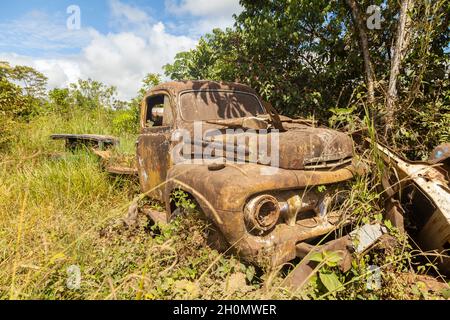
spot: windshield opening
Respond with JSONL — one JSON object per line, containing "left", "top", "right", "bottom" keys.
{"left": 179, "top": 90, "right": 265, "bottom": 121}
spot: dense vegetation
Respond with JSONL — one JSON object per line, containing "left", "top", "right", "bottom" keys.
{"left": 164, "top": 0, "right": 449, "bottom": 159}
{"left": 0, "top": 0, "right": 449, "bottom": 299}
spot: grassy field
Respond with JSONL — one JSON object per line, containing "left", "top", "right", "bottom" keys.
{"left": 0, "top": 110, "right": 448, "bottom": 300}
{"left": 0, "top": 110, "right": 274, "bottom": 299}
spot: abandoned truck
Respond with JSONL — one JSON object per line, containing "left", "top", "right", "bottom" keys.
{"left": 53, "top": 81, "right": 365, "bottom": 267}
{"left": 134, "top": 80, "right": 363, "bottom": 266}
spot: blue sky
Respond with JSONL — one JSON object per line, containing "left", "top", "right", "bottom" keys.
{"left": 0, "top": 0, "right": 242, "bottom": 99}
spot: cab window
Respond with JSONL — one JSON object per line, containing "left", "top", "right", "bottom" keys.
{"left": 144, "top": 94, "right": 173, "bottom": 127}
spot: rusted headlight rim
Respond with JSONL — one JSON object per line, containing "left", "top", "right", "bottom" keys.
{"left": 244, "top": 194, "right": 281, "bottom": 234}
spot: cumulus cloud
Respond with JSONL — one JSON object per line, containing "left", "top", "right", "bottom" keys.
{"left": 165, "top": 0, "right": 242, "bottom": 36}
{"left": 110, "top": 0, "right": 150, "bottom": 23}
{"left": 1, "top": 53, "right": 81, "bottom": 88}
{"left": 0, "top": 1, "right": 197, "bottom": 100}
{"left": 76, "top": 22, "right": 196, "bottom": 99}
{"left": 0, "top": 10, "right": 96, "bottom": 54}
{"left": 0, "top": 0, "right": 243, "bottom": 100}
{"left": 166, "top": 0, "right": 242, "bottom": 17}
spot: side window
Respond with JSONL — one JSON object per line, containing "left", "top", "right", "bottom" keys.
{"left": 145, "top": 94, "right": 173, "bottom": 127}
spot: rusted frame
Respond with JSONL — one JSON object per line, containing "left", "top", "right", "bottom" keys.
{"left": 140, "top": 89, "right": 177, "bottom": 130}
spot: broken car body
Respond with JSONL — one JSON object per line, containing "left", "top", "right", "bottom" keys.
{"left": 377, "top": 142, "right": 450, "bottom": 272}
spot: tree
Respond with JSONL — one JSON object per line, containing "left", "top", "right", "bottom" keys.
{"left": 113, "top": 73, "right": 162, "bottom": 134}
{"left": 0, "top": 61, "right": 49, "bottom": 148}
{"left": 345, "top": 0, "right": 376, "bottom": 105}
{"left": 385, "top": 0, "right": 414, "bottom": 136}
{"left": 165, "top": 1, "right": 360, "bottom": 118}
{"left": 164, "top": 0, "right": 449, "bottom": 157}
{"left": 0, "top": 61, "right": 48, "bottom": 119}
{"left": 48, "top": 88, "right": 72, "bottom": 116}
{"left": 164, "top": 29, "right": 239, "bottom": 82}
{"left": 69, "top": 79, "right": 120, "bottom": 110}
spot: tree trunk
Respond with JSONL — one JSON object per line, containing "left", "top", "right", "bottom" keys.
{"left": 346, "top": 0, "right": 376, "bottom": 106}
{"left": 385, "top": 0, "right": 414, "bottom": 136}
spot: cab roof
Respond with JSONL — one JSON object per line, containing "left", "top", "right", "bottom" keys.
{"left": 145, "top": 80, "right": 258, "bottom": 97}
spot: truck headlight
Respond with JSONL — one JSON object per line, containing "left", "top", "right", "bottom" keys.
{"left": 244, "top": 194, "right": 280, "bottom": 235}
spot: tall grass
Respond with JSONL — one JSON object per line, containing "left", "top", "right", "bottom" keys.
{"left": 0, "top": 109, "right": 447, "bottom": 300}
{"left": 0, "top": 110, "right": 271, "bottom": 299}
{"left": 0, "top": 110, "right": 138, "bottom": 298}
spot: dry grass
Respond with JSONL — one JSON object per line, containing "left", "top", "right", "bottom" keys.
{"left": 0, "top": 110, "right": 448, "bottom": 300}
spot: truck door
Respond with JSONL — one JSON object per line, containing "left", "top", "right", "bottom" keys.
{"left": 136, "top": 92, "right": 174, "bottom": 201}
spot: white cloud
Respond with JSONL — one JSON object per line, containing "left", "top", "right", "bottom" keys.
{"left": 110, "top": 0, "right": 151, "bottom": 24}
{"left": 165, "top": 0, "right": 242, "bottom": 36}
{"left": 166, "top": 0, "right": 242, "bottom": 17}
{"left": 0, "top": 10, "right": 96, "bottom": 52}
{"left": 0, "top": 2, "right": 197, "bottom": 100}
{"left": 76, "top": 22, "right": 196, "bottom": 99}
{"left": 0, "top": 0, "right": 243, "bottom": 100}
{"left": 0, "top": 53, "right": 81, "bottom": 88}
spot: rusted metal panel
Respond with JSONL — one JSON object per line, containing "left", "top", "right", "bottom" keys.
{"left": 105, "top": 165, "right": 138, "bottom": 176}
{"left": 141, "top": 206, "right": 168, "bottom": 225}
{"left": 91, "top": 149, "right": 138, "bottom": 176}
{"left": 137, "top": 80, "right": 360, "bottom": 266}
{"left": 51, "top": 134, "right": 119, "bottom": 150}
{"left": 166, "top": 162, "right": 357, "bottom": 212}
{"left": 174, "top": 127, "right": 353, "bottom": 170}
{"left": 136, "top": 127, "right": 172, "bottom": 201}
{"left": 283, "top": 224, "right": 387, "bottom": 290}
{"left": 376, "top": 142, "right": 450, "bottom": 272}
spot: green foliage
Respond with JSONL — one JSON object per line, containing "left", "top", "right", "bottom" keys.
{"left": 164, "top": 0, "right": 449, "bottom": 158}
{"left": 0, "top": 116, "right": 16, "bottom": 150}
{"left": 138, "top": 73, "right": 162, "bottom": 97}
{"left": 112, "top": 110, "right": 138, "bottom": 135}
{"left": 307, "top": 251, "right": 345, "bottom": 296}
{"left": 164, "top": 29, "right": 238, "bottom": 82}
{"left": 48, "top": 88, "right": 72, "bottom": 115}
{"left": 164, "top": 1, "right": 364, "bottom": 118}
{"left": 69, "top": 79, "right": 123, "bottom": 111}
{"left": 394, "top": 90, "right": 450, "bottom": 160}
{"left": 0, "top": 61, "right": 48, "bottom": 149}
{"left": 1, "top": 61, "right": 47, "bottom": 116}
{"left": 112, "top": 73, "right": 161, "bottom": 135}
{"left": 170, "top": 189, "right": 197, "bottom": 212}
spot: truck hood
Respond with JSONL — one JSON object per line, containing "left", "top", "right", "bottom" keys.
{"left": 274, "top": 126, "right": 353, "bottom": 169}
{"left": 192, "top": 125, "right": 353, "bottom": 170}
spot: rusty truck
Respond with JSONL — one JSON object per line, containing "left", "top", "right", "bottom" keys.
{"left": 54, "top": 80, "right": 368, "bottom": 269}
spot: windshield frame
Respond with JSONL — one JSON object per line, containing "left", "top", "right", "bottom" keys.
{"left": 177, "top": 89, "right": 266, "bottom": 122}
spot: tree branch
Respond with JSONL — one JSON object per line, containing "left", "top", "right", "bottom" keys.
{"left": 345, "top": 0, "right": 376, "bottom": 106}
{"left": 385, "top": 0, "right": 415, "bottom": 135}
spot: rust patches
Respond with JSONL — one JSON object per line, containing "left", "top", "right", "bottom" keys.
{"left": 376, "top": 142, "right": 450, "bottom": 274}
{"left": 51, "top": 134, "right": 119, "bottom": 150}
